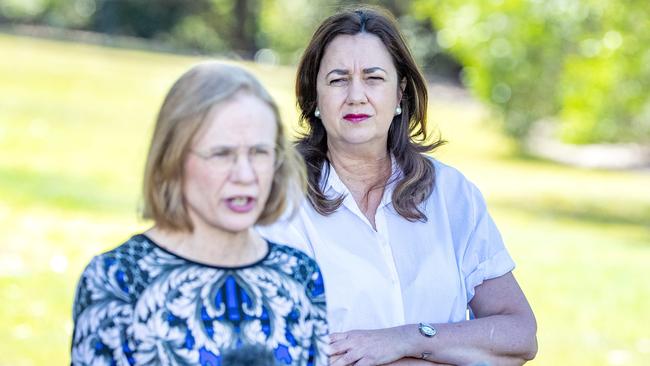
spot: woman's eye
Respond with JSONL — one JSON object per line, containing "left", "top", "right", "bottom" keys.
{"left": 210, "top": 150, "right": 232, "bottom": 159}
{"left": 329, "top": 78, "right": 347, "bottom": 85}
{"left": 252, "top": 147, "right": 271, "bottom": 156}
{"left": 367, "top": 76, "right": 384, "bottom": 82}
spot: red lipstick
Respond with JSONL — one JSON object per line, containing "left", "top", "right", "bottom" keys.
{"left": 343, "top": 114, "right": 369, "bottom": 123}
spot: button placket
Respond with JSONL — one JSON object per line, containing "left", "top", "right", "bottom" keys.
{"left": 375, "top": 206, "right": 405, "bottom": 324}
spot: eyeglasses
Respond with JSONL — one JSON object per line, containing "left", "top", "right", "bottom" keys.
{"left": 190, "top": 145, "right": 282, "bottom": 173}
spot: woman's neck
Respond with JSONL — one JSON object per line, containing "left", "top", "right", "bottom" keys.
{"left": 327, "top": 142, "right": 392, "bottom": 228}
{"left": 146, "top": 224, "right": 266, "bottom": 267}
{"left": 327, "top": 141, "right": 391, "bottom": 184}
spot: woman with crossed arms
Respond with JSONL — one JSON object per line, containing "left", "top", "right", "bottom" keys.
{"left": 259, "top": 7, "right": 537, "bottom": 366}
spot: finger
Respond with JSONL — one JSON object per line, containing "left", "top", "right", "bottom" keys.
{"left": 354, "top": 357, "right": 377, "bottom": 366}
{"left": 329, "top": 331, "right": 350, "bottom": 343}
{"left": 331, "top": 350, "right": 361, "bottom": 366}
{"left": 329, "top": 353, "right": 348, "bottom": 366}
{"left": 329, "top": 353, "right": 345, "bottom": 364}
{"left": 328, "top": 339, "right": 350, "bottom": 356}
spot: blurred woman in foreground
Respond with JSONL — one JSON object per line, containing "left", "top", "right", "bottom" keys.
{"left": 71, "top": 62, "right": 328, "bottom": 366}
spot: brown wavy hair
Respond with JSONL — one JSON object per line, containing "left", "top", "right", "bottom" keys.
{"left": 295, "top": 6, "right": 445, "bottom": 221}
{"left": 142, "top": 62, "right": 305, "bottom": 231}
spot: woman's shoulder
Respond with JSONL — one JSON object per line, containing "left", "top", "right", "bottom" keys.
{"left": 266, "top": 241, "right": 320, "bottom": 270}
{"left": 79, "top": 234, "right": 151, "bottom": 272}
{"left": 427, "top": 156, "right": 471, "bottom": 184}
{"left": 73, "top": 234, "right": 153, "bottom": 313}
{"left": 94, "top": 234, "right": 154, "bottom": 262}
{"left": 265, "top": 241, "right": 324, "bottom": 292}
{"left": 425, "top": 156, "right": 480, "bottom": 196}
{"left": 82, "top": 234, "right": 155, "bottom": 280}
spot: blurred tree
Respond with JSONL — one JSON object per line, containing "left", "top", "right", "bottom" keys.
{"left": 414, "top": 0, "right": 650, "bottom": 144}
{"left": 90, "top": 0, "right": 203, "bottom": 37}
{"left": 0, "top": 0, "right": 463, "bottom": 84}
{"left": 88, "top": 0, "right": 256, "bottom": 56}
{"left": 232, "top": 0, "right": 260, "bottom": 57}
{"left": 257, "top": 0, "right": 326, "bottom": 63}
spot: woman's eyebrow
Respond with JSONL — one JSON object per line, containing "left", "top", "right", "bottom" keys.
{"left": 326, "top": 69, "right": 350, "bottom": 77}
{"left": 326, "top": 67, "right": 387, "bottom": 77}
{"left": 205, "top": 144, "right": 234, "bottom": 152}
{"left": 363, "top": 67, "right": 387, "bottom": 74}
{"left": 207, "top": 143, "right": 273, "bottom": 150}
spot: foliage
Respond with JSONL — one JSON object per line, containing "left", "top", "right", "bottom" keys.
{"left": 413, "top": 0, "right": 650, "bottom": 144}
{"left": 0, "top": 0, "right": 462, "bottom": 78}
{"left": 256, "top": 0, "right": 322, "bottom": 64}
{"left": 3, "top": 0, "right": 649, "bottom": 143}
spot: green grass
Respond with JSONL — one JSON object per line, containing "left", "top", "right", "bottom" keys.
{"left": 1, "top": 33, "right": 649, "bottom": 365}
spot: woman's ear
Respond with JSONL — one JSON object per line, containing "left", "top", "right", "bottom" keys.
{"left": 397, "top": 77, "right": 407, "bottom": 102}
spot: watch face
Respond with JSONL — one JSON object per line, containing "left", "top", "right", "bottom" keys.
{"left": 419, "top": 323, "right": 437, "bottom": 337}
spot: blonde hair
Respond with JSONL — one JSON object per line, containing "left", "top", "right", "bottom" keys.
{"left": 142, "top": 61, "right": 305, "bottom": 231}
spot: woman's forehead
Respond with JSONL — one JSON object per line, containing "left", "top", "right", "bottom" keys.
{"left": 195, "top": 95, "right": 277, "bottom": 146}
{"left": 320, "top": 33, "right": 395, "bottom": 72}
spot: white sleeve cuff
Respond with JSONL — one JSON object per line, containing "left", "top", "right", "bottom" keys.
{"left": 465, "top": 248, "right": 515, "bottom": 302}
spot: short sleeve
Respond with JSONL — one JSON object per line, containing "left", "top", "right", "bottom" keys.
{"left": 461, "top": 183, "right": 515, "bottom": 302}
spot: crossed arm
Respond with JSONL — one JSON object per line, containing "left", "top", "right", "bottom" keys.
{"left": 328, "top": 272, "right": 537, "bottom": 366}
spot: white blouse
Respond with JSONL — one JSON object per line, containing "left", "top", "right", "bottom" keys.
{"left": 257, "top": 157, "right": 514, "bottom": 333}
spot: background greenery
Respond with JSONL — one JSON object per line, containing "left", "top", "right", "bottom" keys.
{"left": 2, "top": 0, "right": 649, "bottom": 144}
{"left": 414, "top": 0, "right": 650, "bottom": 144}
{"left": 1, "top": 32, "right": 649, "bottom": 365}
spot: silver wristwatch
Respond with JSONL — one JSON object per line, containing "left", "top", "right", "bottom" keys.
{"left": 418, "top": 322, "right": 437, "bottom": 337}
{"left": 418, "top": 323, "right": 437, "bottom": 360}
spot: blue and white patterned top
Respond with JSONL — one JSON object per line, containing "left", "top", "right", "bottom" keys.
{"left": 71, "top": 234, "right": 328, "bottom": 366}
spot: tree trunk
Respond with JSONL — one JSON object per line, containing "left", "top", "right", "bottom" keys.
{"left": 232, "top": 0, "right": 259, "bottom": 58}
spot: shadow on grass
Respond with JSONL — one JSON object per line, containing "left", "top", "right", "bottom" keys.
{"left": 500, "top": 146, "right": 650, "bottom": 174}
{"left": 494, "top": 195, "right": 650, "bottom": 231}
{"left": 0, "top": 166, "right": 136, "bottom": 213}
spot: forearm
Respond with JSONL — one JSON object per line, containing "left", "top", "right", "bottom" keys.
{"left": 330, "top": 275, "right": 537, "bottom": 366}
{"left": 397, "top": 314, "right": 537, "bottom": 366}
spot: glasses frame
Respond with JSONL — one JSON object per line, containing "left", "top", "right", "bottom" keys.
{"left": 189, "top": 144, "right": 283, "bottom": 174}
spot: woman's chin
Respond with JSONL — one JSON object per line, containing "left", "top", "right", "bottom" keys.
{"left": 218, "top": 205, "right": 263, "bottom": 233}
{"left": 335, "top": 129, "right": 387, "bottom": 147}
{"left": 216, "top": 218, "right": 258, "bottom": 234}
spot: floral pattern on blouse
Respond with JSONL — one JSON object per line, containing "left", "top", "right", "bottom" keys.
{"left": 71, "top": 234, "right": 328, "bottom": 366}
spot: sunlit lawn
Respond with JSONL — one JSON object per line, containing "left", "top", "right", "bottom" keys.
{"left": 1, "top": 33, "right": 649, "bottom": 365}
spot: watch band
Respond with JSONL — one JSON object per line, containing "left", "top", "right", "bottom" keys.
{"left": 418, "top": 323, "right": 437, "bottom": 360}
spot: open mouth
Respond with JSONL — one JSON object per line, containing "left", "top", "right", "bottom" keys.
{"left": 225, "top": 196, "right": 256, "bottom": 213}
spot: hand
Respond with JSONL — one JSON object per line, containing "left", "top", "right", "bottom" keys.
{"left": 329, "top": 327, "right": 409, "bottom": 366}
{"left": 380, "top": 358, "right": 454, "bottom": 366}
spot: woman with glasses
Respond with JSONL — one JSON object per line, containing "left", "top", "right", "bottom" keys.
{"left": 71, "top": 62, "right": 328, "bottom": 366}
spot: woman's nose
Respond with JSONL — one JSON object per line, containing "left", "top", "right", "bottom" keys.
{"left": 229, "top": 153, "right": 256, "bottom": 183}
{"left": 346, "top": 78, "right": 368, "bottom": 104}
